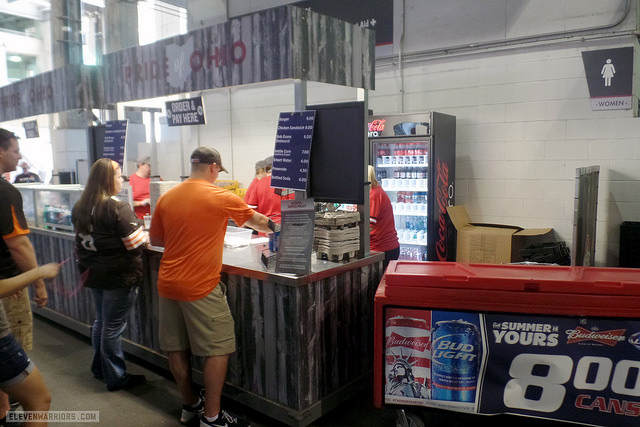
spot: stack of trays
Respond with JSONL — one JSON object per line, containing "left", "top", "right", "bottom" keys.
{"left": 149, "top": 181, "right": 181, "bottom": 214}
{"left": 315, "top": 211, "right": 361, "bottom": 229}
{"left": 314, "top": 211, "right": 361, "bottom": 261}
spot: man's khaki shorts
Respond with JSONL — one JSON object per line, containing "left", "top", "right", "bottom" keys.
{"left": 2, "top": 291, "right": 33, "bottom": 351}
{"left": 159, "top": 283, "right": 236, "bottom": 357}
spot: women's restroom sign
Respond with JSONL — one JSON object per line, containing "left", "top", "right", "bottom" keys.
{"left": 582, "top": 47, "right": 633, "bottom": 111}
{"left": 270, "top": 111, "right": 316, "bottom": 192}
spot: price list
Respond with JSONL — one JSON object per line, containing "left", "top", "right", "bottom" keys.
{"left": 103, "top": 120, "right": 128, "bottom": 166}
{"left": 270, "top": 111, "right": 316, "bottom": 192}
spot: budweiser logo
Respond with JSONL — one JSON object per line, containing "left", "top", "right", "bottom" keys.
{"left": 435, "top": 158, "right": 450, "bottom": 261}
{"left": 386, "top": 332, "right": 430, "bottom": 352}
{"left": 565, "top": 327, "right": 626, "bottom": 346}
{"left": 368, "top": 119, "right": 386, "bottom": 132}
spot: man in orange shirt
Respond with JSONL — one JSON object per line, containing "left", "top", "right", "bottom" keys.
{"left": 149, "top": 146, "right": 273, "bottom": 427}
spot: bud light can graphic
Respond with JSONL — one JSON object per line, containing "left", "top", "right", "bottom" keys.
{"left": 431, "top": 319, "right": 481, "bottom": 402}
{"left": 385, "top": 314, "right": 431, "bottom": 401}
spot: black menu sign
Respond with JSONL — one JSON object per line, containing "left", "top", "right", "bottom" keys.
{"left": 103, "top": 120, "right": 128, "bottom": 166}
{"left": 270, "top": 111, "right": 316, "bottom": 192}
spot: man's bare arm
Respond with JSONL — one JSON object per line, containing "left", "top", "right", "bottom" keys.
{"left": 5, "top": 234, "right": 48, "bottom": 307}
{"left": 243, "top": 212, "right": 274, "bottom": 234}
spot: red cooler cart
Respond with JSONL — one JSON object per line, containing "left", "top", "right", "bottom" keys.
{"left": 374, "top": 261, "right": 640, "bottom": 426}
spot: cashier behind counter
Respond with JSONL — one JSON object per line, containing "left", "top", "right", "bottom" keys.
{"left": 129, "top": 156, "right": 151, "bottom": 219}
{"left": 245, "top": 156, "right": 294, "bottom": 224}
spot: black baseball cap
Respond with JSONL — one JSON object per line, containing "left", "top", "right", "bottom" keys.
{"left": 190, "top": 146, "right": 228, "bottom": 173}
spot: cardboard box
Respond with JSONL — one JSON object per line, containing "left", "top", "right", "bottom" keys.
{"left": 447, "top": 205, "right": 553, "bottom": 264}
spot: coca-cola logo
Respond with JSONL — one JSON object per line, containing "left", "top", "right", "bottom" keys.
{"left": 436, "top": 158, "right": 453, "bottom": 261}
{"left": 565, "top": 327, "right": 626, "bottom": 346}
{"left": 368, "top": 119, "right": 386, "bottom": 132}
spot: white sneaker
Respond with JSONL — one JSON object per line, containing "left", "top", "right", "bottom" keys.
{"left": 200, "top": 410, "right": 251, "bottom": 427}
{"left": 180, "top": 389, "right": 205, "bottom": 425}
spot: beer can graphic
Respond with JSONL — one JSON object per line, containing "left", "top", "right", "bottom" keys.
{"left": 384, "top": 315, "right": 431, "bottom": 400}
{"left": 431, "top": 319, "right": 481, "bottom": 402}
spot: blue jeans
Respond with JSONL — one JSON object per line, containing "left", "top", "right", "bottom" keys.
{"left": 0, "top": 334, "right": 34, "bottom": 388}
{"left": 89, "top": 286, "right": 138, "bottom": 388}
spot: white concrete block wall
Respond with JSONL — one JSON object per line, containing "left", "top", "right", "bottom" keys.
{"left": 370, "top": 39, "right": 640, "bottom": 266}
{"left": 52, "top": 129, "right": 88, "bottom": 182}
{"left": 226, "top": 82, "right": 294, "bottom": 187}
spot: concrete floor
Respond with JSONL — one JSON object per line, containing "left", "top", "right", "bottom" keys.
{"left": 21, "top": 315, "right": 399, "bottom": 427}
{"left": 16, "top": 316, "right": 573, "bottom": 427}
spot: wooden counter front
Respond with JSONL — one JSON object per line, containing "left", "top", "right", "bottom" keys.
{"left": 28, "top": 228, "right": 383, "bottom": 426}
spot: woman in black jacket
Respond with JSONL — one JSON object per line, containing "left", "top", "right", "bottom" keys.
{"left": 72, "top": 158, "right": 147, "bottom": 391}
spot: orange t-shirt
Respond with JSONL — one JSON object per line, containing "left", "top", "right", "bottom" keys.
{"left": 149, "top": 179, "right": 255, "bottom": 301}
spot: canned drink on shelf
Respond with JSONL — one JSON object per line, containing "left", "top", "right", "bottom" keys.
{"left": 431, "top": 319, "right": 482, "bottom": 403}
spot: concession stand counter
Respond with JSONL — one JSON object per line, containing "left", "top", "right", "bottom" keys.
{"left": 27, "top": 216, "right": 383, "bottom": 427}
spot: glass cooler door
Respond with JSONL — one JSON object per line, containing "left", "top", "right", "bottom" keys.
{"left": 373, "top": 140, "right": 430, "bottom": 261}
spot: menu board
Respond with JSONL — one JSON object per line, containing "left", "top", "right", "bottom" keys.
{"left": 102, "top": 120, "right": 128, "bottom": 166}
{"left": 270, "top": 111, "right": 316, "bottom": 192}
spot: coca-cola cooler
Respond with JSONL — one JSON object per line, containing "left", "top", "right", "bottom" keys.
{"left": 374, "top": 261, "right": 640, "bottom": 426}
{"left": 368, "top": 112, "right": 456, "bottom": 262}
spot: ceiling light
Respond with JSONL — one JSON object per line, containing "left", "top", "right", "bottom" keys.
{"left": 7, "top": 55, "right": 22, "bottom": 63}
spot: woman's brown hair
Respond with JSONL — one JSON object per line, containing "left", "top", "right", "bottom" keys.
{"left": 72, "top": 159, "right": 120, "bottom": 234}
